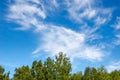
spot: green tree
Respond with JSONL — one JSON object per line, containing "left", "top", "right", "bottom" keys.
{"left": 83, "top": 67, "right": 92, "bottom": 80}
{"left": 31, "top": 60, "right": 45, "bottom": 80}
{"left": 97, "top": 66, "right": 111, "bottom": 80}
{"left": 110, "top": 70, "right": 120, "bottom": 80}
{"left": 0, "top": 65, "right": 10, "bottom": 80}
{"left": 54, "top": 52, "right": 72, "bottom": 80}
{"left": 2, "top": 52, "right": 120, "bottom": 80}
{"left": 71, "top": 72, "right": 82, "bottom": 80}
{"left": 43, "top": 57, "right": 55, "bottom": 80}
{"left": 13, "top": 65, "right": 33, "bottom": 80}
{"left": 91, "top": 67, "right": 98, "bottom": 80}
{"left": 83, "top": 67, "right": 98, "bottom": 80}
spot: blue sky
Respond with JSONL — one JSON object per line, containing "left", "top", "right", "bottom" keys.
{"left": 0, "top": 0, "right": 120, "bottom": 76}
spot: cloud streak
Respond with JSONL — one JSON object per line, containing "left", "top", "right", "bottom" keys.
{"left": 107, "top": 61, "right": 120, "bottom": 72}
{"left": 112, "top": 17, "right": 120, "bottom": 45}
{"left": 67, "top": 0, "right": 112, "bottom": 25}
{"left": 33, "top": 25, "right": 105, "bottom": 61}
{"left": 113, "top": 17, "right": 120, "bottom": 30}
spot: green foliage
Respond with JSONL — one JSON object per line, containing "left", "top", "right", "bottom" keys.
{"left": 96, "top": 66, "right": 111, "bottom": 80}
{"left": 1, "top": 52, "right": 120, "bottom": 80}
{"left": 71, "top": 72, "right": 82, "bottom": 80}
{"left": 13, "top": 65, "right": 33, "bottom": 80}
{"left": 54, "top": 52, "right": 71, "bottom": 80}
{"left": 110, "top": 70, "right": 120, "bottom": 80}
{"left": 43, "top": 57, "right": 55, "bottom": 80}
{"left": 0, "top": 65, "right": 10, "bottom": 80}
{"left": 31, "top": 60, "right": 45, "bottom": 80}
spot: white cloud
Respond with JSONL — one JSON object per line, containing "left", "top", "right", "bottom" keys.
{"left": 7, "top": 0, "right": 46, "bottom": 30}
{"left": 107, "top": 61, "right": 120, "bottom": 72}
{"left": 67, "top": 0, "right": 112, "bottom": 27}
{"left": 7, "top": 0, "right": 108, "bottom": 62}
{"left": 95, "top": 17, "right": 107, "bottom": 25}
{"left": 114, "top": 34, "right": 120, "bottom": 45}
{"left": 67, "top": 0, "right": 93, "bottom": 22}
{"left": 114, "top": 17, "right": 120, "bottom": 30}
{"left": 33, "top": 26, "right": 85, "bottom": 55}
{"left": 112, "top": 17, "right": 120, "bottom": 45}
{"left": 33, "top": 25, "right": 105, "bottom": 61}
{"left": 7, "top": 0, "right": 59, "bottom": 30}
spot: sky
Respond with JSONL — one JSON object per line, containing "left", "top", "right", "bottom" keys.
{"left": 0, "top": 0, "right": 120, "bottom": 76}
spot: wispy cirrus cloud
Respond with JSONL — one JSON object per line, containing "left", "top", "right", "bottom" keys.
{"left": 7, "top": 0, "right": 58, "bottom": 30}
{"left": 6, "top": 0, "right": 112, "bottom": 62}
{"left": 112, "top": 17, "right": 120, "bottom": 45}
{"left": 33, "top": 25, "right": 105, "bottom": 61}
{"left": 113, "top": 17, "right": 120, "bottom": 30}
{"left": 67, "top": 0, "right": 112, "bottom": 25}
{"left": 107, "top": 61, "right": 120, "bottom": 72}
{"left": 7, "top": 0, "right": 46, "bottom": 30}
{"left": 115, "top": 34, "right": 120, "bottom": 45}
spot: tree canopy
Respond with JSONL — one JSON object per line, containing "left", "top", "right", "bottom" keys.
{"left": 1, "top": 52, "right": 120, "bottom": 80}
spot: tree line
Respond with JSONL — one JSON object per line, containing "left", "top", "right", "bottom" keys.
{"left": 0, "top": 52, "right": 120, "bottom": 80}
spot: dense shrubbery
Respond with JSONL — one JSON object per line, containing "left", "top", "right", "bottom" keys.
{"left": 1, "top": 52, "right": 120, "bottom": 80}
